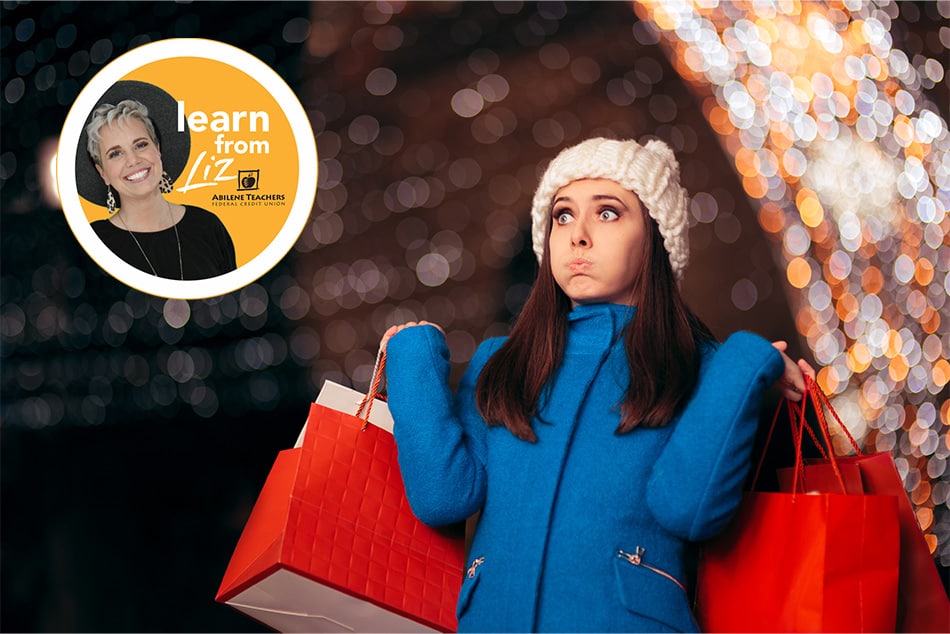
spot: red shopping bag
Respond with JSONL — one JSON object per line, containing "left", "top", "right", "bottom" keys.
{"left": 216, "top": 351, "right": 465, "bottom": 632}
{"left": 777, "top": 383, "right": 950, "bottom": 633}
{"left": 696, "top": 377, "right": 901, "bottom": 632}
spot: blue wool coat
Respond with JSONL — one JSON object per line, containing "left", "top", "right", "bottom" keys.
{"left": 385, "top": 303, "right": 785, "bottom": 633}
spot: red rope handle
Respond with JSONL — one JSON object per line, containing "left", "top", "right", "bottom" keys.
{"left": 807, "top": 375, "right": 862, "bottom": 456}
{"left": 750, "top": 396, "right": 785, "bottom": 490}
{"left": 355, "top": 348, "right": 387, "bottom": 431}
{"left": 790, "top": 394, "right": 808, "bottom": 498}
{"left": 752, "top": 373, "right": 858, "bottom": 495}
{"left": 806, "top": 377, "right": 847, "bottom": 494}
{"left": 800, "top": 410, "right": 830, "bottom": 460}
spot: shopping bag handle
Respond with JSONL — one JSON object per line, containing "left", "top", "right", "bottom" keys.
{"left": 785, "top": 379, "right": 860, "bottom": 462}
{"left": 355, "top": 347, "right": 387, "bottom": 431}
{"left": 786, "top": 387, "right": 848, "bottom": 496}
{"left": 805, "top": 375, "right": 861, "bottom": 456}
{"left": 750, "top": 390, "right": 811, "bottom": 491}
{"left": 750, "top": 375, "right": 861, "bottom": 495}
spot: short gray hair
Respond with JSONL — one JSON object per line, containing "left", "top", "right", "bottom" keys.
{"left": 85, "top": 99, "right": 160, "bottom": 166}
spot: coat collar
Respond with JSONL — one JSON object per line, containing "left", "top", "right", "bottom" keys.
{"left": 565, "top": 303, "right": 636, "bottom": 354}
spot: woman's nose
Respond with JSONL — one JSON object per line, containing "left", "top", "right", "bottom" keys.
{"left": 571, "top": 218, "right": 590, "bottom": 247}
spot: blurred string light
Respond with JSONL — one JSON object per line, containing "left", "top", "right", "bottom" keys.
{"left": 635, "top": 0, "right": 949, "bottom": 560}
{"left": 1, "top": 275, "right": 313, "bottom": 426}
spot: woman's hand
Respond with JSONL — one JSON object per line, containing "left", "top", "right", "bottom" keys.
{"left": 380, "top": 321, "right": 444, "bottom": 351}
{"left": 771, "top": 340, "right": 817, "bottom": 401}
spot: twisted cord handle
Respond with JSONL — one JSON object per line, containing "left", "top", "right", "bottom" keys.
{"left": 806, "top": 375, "right": 862, "bottom": 456}
{"left": 355, "top": 347, "right": 387, "bottom": 431}
{"left": 751, "top": 374, "right": 861, "bottom": 495}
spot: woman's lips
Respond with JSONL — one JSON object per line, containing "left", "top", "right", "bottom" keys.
{"left": 568, "top": 258, "right": 591, "bottom": 273}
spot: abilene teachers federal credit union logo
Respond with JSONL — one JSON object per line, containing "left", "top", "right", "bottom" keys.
{"left": 237, "top": 170, "right": 261, "bottom": 192}
{"left": 57, "top": 38, "right": 318, "bottom": 299}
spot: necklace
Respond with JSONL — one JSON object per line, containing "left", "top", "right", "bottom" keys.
{"left": 116, "top": 200, "right": 184, "bottom": 280}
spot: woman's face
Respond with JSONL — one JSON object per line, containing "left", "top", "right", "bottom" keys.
{"left": 94, "top": 117, "right": 163, "bottom": 202}
{"left": 548, "top": 178, "right": 648, "bottom": 307}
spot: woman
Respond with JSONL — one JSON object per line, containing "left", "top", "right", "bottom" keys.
{"left": 79, "top": 81, "right": 236, "bottom": 280}
{"left": 380, "top": 137, "right": 814, "bottom": 632}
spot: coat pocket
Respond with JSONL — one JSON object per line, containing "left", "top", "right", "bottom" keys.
{"left": 613, "top": 547, "right": 697, "bottom": 632}
{"left": 456, "top": 556, "right": 484, "bottom": 620}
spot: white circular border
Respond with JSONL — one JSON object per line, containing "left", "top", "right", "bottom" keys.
{"left": 58, "top": 38, "right": 317, "bottom": 300}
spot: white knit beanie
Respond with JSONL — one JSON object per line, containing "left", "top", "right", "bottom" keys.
{"left": 530, "top": 137, "right": 690, "bottom": 280}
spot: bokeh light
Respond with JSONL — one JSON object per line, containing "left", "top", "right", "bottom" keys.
{"left": 637, "top": 0, "right": 949, "bottom": 562}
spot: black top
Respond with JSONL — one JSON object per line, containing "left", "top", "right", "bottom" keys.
{"left": 92, "top": 206, "right": 237, "bottom": 280}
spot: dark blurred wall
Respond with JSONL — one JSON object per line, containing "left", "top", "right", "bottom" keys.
{"left": 3, "top": 3, "right": 313, "bottom": 631}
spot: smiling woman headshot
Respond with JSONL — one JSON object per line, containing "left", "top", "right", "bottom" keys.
{"left": 76, "top": 80, "right": 236, "bottom": 281}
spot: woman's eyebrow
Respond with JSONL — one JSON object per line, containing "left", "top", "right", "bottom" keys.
{"left": 591, "top": 194, "right": 626, "bottom": 205}
{"left": 103, "top": 137, "right": 150, "bottom": 154}
{"left": 553, "top": 194, "right": 627, "bottom": 206}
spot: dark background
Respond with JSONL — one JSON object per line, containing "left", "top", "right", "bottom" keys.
{"left": 2, "top": 2, "right": 947, "bottom": 632}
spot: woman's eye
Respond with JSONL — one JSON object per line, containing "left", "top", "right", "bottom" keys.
{"left": 135, "top": 141, "right": 150, "bottom": 150}
{"left": 107, "top": 150, "right": 121, "bottom": 160}
{"left": 555, "top": 211, "right": 574, "bottom": 225}
{"left": 599, "top": 208, "right": 619, "bottom": 221}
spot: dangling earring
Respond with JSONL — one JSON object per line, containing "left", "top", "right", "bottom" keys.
{"left": 159, "top": 170, "right": 174, "bottom": 194}
{"left": 106, "top": 185, "right": 117, "bottom": 215}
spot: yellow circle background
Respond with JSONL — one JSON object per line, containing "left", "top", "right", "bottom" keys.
{"left": 79, "top": 57, "right": 302, "bottom": 268}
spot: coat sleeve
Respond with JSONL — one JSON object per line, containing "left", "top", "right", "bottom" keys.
{"left": 384, "top": 325, "right": 495, "bottom": 527}
{"left": 645, "top": 331, "right": 784, "bottom": 541}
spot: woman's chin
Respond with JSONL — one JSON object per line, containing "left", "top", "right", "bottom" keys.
{"left": 116, "top": 184, "right": 161, "bottom": 200}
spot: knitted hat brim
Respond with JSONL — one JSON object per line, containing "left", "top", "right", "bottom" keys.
{"left": 75, "top": 80, "right": 190, "bottom": 207}
{"left": 529, "top": 137, "right": 690, "bottom": 280}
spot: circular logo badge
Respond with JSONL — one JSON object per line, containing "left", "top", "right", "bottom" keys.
{"left": 58, "top": 38, "right": 318, "bottom": 299}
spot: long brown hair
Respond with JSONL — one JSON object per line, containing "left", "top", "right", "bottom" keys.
{"left": 476, "top": 210, "right": 713, "bottom": 442}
